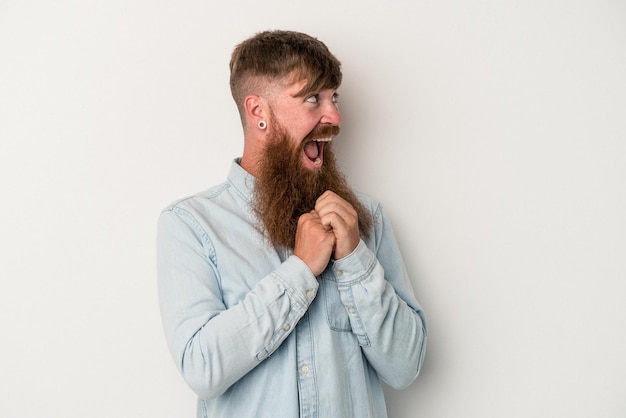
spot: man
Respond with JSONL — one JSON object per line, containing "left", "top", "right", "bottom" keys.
{"left": 157, "top": 30, "right": 427, "bottom": 418}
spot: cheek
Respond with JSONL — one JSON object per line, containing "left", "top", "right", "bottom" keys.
{"left": 285, "top": 125, "right": 311, "bottom": 143}
{"left": 297, "top": 120, "right": 320, "bottom": 138}
{"left": 275, "top": 109, "right": 318, "bottom": 140}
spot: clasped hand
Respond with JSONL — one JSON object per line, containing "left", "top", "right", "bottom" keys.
{"left": 294, "top": 191, "right": 360, "bottom": 276}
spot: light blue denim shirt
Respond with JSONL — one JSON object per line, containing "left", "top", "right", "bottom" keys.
{"left": 157, "top": 160, "right": 427, "bottom": 418}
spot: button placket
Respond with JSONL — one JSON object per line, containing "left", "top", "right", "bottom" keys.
{"left": 295, "top": 312, "right": 318, "bottom": 417}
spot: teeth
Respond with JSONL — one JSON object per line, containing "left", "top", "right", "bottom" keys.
{"left": 314, "top": 137, "right": 333, "bottom": 142}
{"left": 313, "top": 157, "right": 322, "bottom": 165}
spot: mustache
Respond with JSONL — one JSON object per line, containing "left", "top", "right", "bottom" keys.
{"left": 304, "top": 125, "right": 340, "bottom": 142}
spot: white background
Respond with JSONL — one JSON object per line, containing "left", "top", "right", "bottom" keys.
{"left": 1, "top": 1, "right": 625, "bottom": 417}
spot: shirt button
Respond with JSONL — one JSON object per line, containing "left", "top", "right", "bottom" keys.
{"left": 301, "top": 365, "right": 309, "bottom": 374}
{"left": 306, "top": 290, "right": 314, "bottom": 299}
{"left": 348, "top": 307, "right": 355, "bottom": 314}
{"left": 283, "top": 324, "right": 291, "bottom": 331}
{"left": 335, "top": 270, "right": 343, "bottom": 277}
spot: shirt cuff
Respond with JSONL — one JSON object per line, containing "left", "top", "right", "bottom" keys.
{"left": 271, "top": 255, "right": 320, "bottom": 307}
{"left": 331, "top": 240, "right": 376, "bottom": 285}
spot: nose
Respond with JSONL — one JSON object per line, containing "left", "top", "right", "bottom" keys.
{"left": 320, "top": 101, "right": 342, "bottom": 126}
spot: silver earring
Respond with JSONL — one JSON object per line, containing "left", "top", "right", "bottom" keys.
{"left": 258, "top": 120, "right": 267, "bottom": 130}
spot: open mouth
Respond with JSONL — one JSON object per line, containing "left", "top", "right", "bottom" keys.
{"left": 303, "top": 137, "right": 332, "bottom": 166}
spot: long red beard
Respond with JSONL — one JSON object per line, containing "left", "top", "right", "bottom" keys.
{"left": 252, "top": 123, "right": 372, "bottom": 249}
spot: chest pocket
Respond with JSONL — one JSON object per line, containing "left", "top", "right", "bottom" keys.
{"left": 320, "top": 273, "right": 352, "bottom": 332}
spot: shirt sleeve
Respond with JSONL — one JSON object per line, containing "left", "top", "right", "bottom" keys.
{"left": 331, "top": 203, "right": 427, "bottom": 389}
{"left": 157, "top": 207, "right": 319, "bottom": 399}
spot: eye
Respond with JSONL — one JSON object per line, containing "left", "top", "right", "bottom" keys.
{"left": 306, "top": 94, "right": 319, "bottom": 104}
{"left": 332, "top": 93, "right": 339, "bottom": 104}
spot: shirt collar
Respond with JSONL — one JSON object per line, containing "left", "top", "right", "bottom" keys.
{"left": 228, "top": 158, "right": 256, "bottom": 202}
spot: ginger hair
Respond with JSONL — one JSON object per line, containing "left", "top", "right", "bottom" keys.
{"left": 229, "top": 30, "right": 342, "bottom": 126}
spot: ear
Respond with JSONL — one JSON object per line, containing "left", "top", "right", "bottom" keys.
{"left": 244, "top": 94, "right": 266, "bottom": 126}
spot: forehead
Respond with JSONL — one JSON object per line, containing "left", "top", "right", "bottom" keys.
{"left": 274, "top": 67, "right": 340, "bottom": 95}
{"left": 270, "top": 77, "right": 337, "bottom": 102}
{"left": 278, "top": 78, "right": 310, "bottom": 98}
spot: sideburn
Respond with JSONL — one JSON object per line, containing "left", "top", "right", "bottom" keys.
{"left": 253, "top": 132, "right": 373, "bottom": 249}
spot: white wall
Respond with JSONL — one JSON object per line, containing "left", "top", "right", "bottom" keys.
{"left": 1, "top": 1, "right": 625, "bottom": 417}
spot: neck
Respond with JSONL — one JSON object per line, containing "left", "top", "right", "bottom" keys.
{"left": 240, "top": 131, "right": 266, "bottom": 177}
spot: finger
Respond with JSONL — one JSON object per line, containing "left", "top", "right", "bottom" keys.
{"left": 299, "top": 211, "right": 335, "bottom": 235}
{"left": 315, "top": 190, "right": 344, "bottom": 210}
{"left": 316, "top": 194, "right": 353, "bottom": 216}
{"left": 319, "top": 211, "right": 352, "bottom": 233}
{"left": 316, "top": 201, "right": 357, "bottom": 228}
